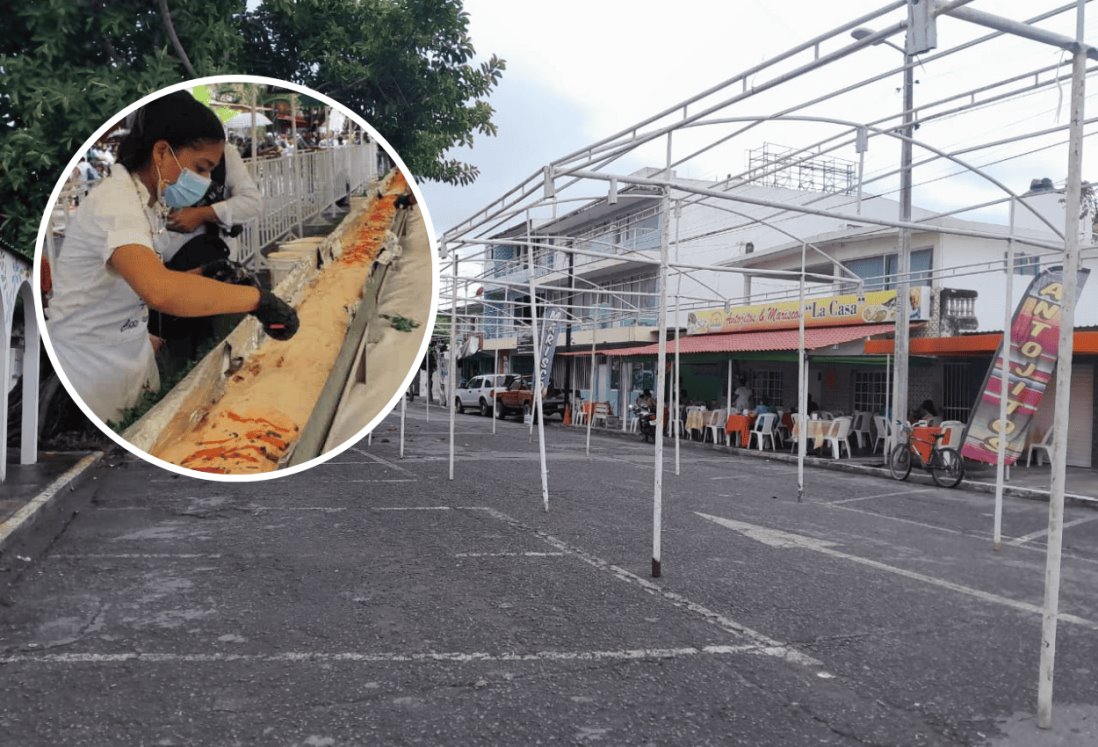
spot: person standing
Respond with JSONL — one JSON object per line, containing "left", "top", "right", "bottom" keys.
{"left": 47, "top": 91, "right": 298, "bottom": 424}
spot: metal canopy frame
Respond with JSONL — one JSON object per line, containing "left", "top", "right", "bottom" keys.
{"left": 420, "top": 1, "right": 1094, "bottom": 731}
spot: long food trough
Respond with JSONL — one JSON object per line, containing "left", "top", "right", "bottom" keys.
{"left": 123, "top": 169, "right": 429, "bottom": 475}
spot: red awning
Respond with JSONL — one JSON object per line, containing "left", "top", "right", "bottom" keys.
{"left": 865, "top": 330, "right": 1098, "bottom": 356}
{"left": 594, "top": 323, "right": 901, "bottom": 357}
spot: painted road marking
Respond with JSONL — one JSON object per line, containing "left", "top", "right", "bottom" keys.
{"left": 455, "top": 552, "right": 567, "bottom": 558}
{"left": 473, "top": 507, "right": 823, "bottom": 669}
{"left": 1007, "top": 514, "right": 1098, "bottom": 546}
{"left": 830, "top": 488, "right": 935, "bottom": 505}
{"left": 51, "top": 553, "right": 223, "bottom": 560}
{"left": 825, "top": 502, "right": 973, "bottom": 538}
{"left": 696, "top": 512, "right": 1098, "bottom": 631}
{"left": 372, "top": 506, "right": 453, "bottom": 511}
{"left": 252, "top": 507, "right": 346, "bottom": 513}
{"left": 0, "top": 453, "right": 101, "bottom": 548}
{"left": 350, "top": 449, "right": 419, "bottom": 478}
{"left": 0, "top": 644, "right": 772, "bottom": 666}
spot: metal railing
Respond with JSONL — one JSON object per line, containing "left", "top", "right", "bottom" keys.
{"left": 45, "top": 143, "right": 380, "bottom": 273}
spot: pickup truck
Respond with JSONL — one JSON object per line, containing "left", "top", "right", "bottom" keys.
{"left": 453, "top": 373, "right": 516, "bottom": 416}
{"left": 494, "top": 375, "right": 566, "bottom": 421}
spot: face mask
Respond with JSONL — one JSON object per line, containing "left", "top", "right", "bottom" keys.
{"left": 160, "top": 145, "right": 211, "bottom": 208}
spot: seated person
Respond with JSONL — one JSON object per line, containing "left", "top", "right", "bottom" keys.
{"left": 914, "top": 398, "right": 941, "bottom": 426}
{"left": 755, "top": 397, "right": 773, "bottom": 415}
{"left": 636, "top": 389, "right": 655, "bottom": 409}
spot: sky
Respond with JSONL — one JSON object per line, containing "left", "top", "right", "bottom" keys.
{"left": 418, "top": 1, "right": 1098, "bottom": 245}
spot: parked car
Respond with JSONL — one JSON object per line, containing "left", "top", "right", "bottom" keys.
{"left": 495, "top": 375, "right": 566, "bottom": 421}
{"left": 454, "top": 373, "right": 516, "bottom": 416}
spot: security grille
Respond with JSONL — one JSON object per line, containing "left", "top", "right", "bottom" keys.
{"left": 751, "top": 370, "right": 784, "bottom": 408}
{"left": 942, "top": 361, "right": 971, "bottom": 423}
{"left": 853, "top": 370, "right": 889, "bottom": 414}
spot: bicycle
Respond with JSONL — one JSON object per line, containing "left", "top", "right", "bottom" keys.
{"left": 888, "top": 421, "right": 965, "bottom": 488}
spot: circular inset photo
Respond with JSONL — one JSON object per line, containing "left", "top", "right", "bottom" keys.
{"left": 35, "top": 76, "right": 437, "bottom": 480}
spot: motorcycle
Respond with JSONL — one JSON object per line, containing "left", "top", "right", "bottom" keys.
{"left": 630, "top": 403, "right": 658, "bottom": 443}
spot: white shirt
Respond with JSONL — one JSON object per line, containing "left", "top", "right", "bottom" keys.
{"left": 47, "top": 164, "right": 163, "bottom": 424}
{"left": 161, "top": 147, "right": 261, "bottom": 263}
{"left": 734, "top": 385, "right": 753, "bottom": 410}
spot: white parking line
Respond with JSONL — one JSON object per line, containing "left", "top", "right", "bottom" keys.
{"left": 253, "top": 506, "right": 346, "bottom": 512}
{"left": 472, "top": 507, "right": 824, "bottom": 670}
{"left": 351, "top": 449, "right": 419, "bottom": 479}
{"left": 51, "top": 553, "right": 223, "bottom": 560}
{"left": 1007, "top": 514, "right": 1098, "bottom": 546}
{"left": 0, "top": 644, "right": 767, "bottom": 666}
{"left": 830, "top": 488, "right": 935, "bottom": 505}
{"left": 698, "top": 512, "right": 1098, "bottom": 632}
{"left": 455, "top": 552, "right": 566, "bottom": 558}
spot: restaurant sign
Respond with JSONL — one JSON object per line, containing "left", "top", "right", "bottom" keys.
{"left": 686, "top": 287, "right": 930, "bottom": 335}
{"left": 961, "top": 266, "right": 1089, "bottom": 466}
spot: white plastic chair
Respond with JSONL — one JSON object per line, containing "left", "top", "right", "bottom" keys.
{"left": 851, "top": 411, "right": 873, "bottom": 450}
{"left": 1026, "top": 427, "right": 1054, "bottom": 467}
{"left": 574, "top": 401, "right": 588, "bottom": 427}
{"left": 872, "top": 415, "right": 891, "bottom": 454}
{"left": 704, "top": 409, "right": 725, "bottom": 445}
{"left": 818, "top": 411, "right": 834, "bottom": 420}
{"left": 749, "top": 413, "right": 779, "bottom": 450}
{"left": 824, "top": 417, "right": 855, "bottom": 459}
{"left": 592, "top": 403, "right": 610, "bottom": 428}
{"left": 938, "top": 420, "right": 965, "bottom": 450}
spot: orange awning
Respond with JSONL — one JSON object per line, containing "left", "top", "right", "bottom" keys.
{"left": 865, "top": 331, "right": 1098, "bottom": 356}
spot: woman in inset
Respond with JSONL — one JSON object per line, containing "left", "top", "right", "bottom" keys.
{"left": 46, "top": 90, "right": 298, "bottom": 424}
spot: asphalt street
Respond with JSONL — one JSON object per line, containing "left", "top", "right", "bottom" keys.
{"left": 1, "top": 405, "right": 1097, "bottom": 746}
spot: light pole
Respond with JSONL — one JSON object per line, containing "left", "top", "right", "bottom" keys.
{"left": 851, "top": 26, "right": 914, "bottom": 428}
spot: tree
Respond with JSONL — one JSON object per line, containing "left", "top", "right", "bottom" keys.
{"left": 240, "top": 0, "right": 503, "bottom": 186}
{"left": 0, "top": 0, "right": 504, "bottom": 258}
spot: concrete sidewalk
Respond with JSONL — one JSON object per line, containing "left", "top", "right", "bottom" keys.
{"left": 0, "top": 450, "right": 102, "bottom": 588}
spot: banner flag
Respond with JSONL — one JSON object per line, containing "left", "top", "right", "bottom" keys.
{"left": 961, "top": 266, "right": 1090, "bottom": 465}
{"left": 537, "top": 306, "right": 566, "bottom": 396}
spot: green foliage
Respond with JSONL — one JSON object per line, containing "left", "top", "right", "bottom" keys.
{"left": 240, "top": 0, "right": 504, "bottom": 185}
{"left": 0, "top": 0, "right": 504, "bottom": 259}
{"left": 381, "top": 313, "right": 421, "bottom": 332}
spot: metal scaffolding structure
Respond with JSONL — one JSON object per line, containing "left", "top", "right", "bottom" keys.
{"left": 421, "top": 1, "right": 1095, "bottom": 730}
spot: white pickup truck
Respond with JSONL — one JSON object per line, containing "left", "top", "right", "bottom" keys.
{"left": 453, "top": 373, "right": 517, "bottom": 416}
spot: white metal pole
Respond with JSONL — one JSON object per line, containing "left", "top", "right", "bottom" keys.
{"left": 892, "top": 49, "right": 915, "bottom": 457}
{"left": 652, "top": 191, "right": 671, "bottom": 578}
{"left": 448, "top": 257, "right": 457, "bottom": 481}
{"left": 291, "top": 93, "right": 303, "bottom": 238}
{"left": 726, "top": 359, "right": 733, "bottom": 413}
{"left": 586, "top": 326, "right": 596, "bottom": 456}
{"left": 492, "top": 349, "right": 499, "bottom": 435}
{"left": 250, "top": 85, "right": 258, "bottom": 162}
{"left": 399, "top": 394, "right": 406, "bottom": 459}
{"left": 1038, "top": 6, "right": 1087, "bottom": 728}
{"left": 673, "top": 202, "right": 682, "bottom": 476}
{"left": 528, "top": 251, "right": 550, "bottom": 512}
{"left": 797, "top": 242, "right": 807, "bottom": 502}
{"left": 885, "top": 353, "right": 892, "bottom": 452}
{"left": 993, "top": 198, "right": 1017, "bottom": 550}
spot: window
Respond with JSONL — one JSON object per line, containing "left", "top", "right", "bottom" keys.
{"left": 1008, "top": 252, "right": 1039, "bottom": 276}
{"left": 843, "top": 248, "right": 933, "bottom": 290}
{"left": 751, "top": 370, "right": 784, "bottom": 407}
{"left": 853, "top": 370, "right": 889, "bottom": 414}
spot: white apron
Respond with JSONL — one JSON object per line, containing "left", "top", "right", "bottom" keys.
{"left": 47, "top": 165, "right": 165, "bottom": 424}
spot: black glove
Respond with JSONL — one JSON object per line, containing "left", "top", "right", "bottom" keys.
{"left": 251, "top": 290, "right": 299, "bottom": 341}
{"left": 201, "top": 258, "right": 256, "bottom": 286}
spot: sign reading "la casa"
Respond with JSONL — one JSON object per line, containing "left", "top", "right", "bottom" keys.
{"left": 686, "top": 287, "right": 930, "bottom": 335}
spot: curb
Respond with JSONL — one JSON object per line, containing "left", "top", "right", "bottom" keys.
{"left": 557, "top": 422, "right": 1098, "bottom": 509}
{"left": 0, "top": 451, "right": 104, "bottom": 587}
